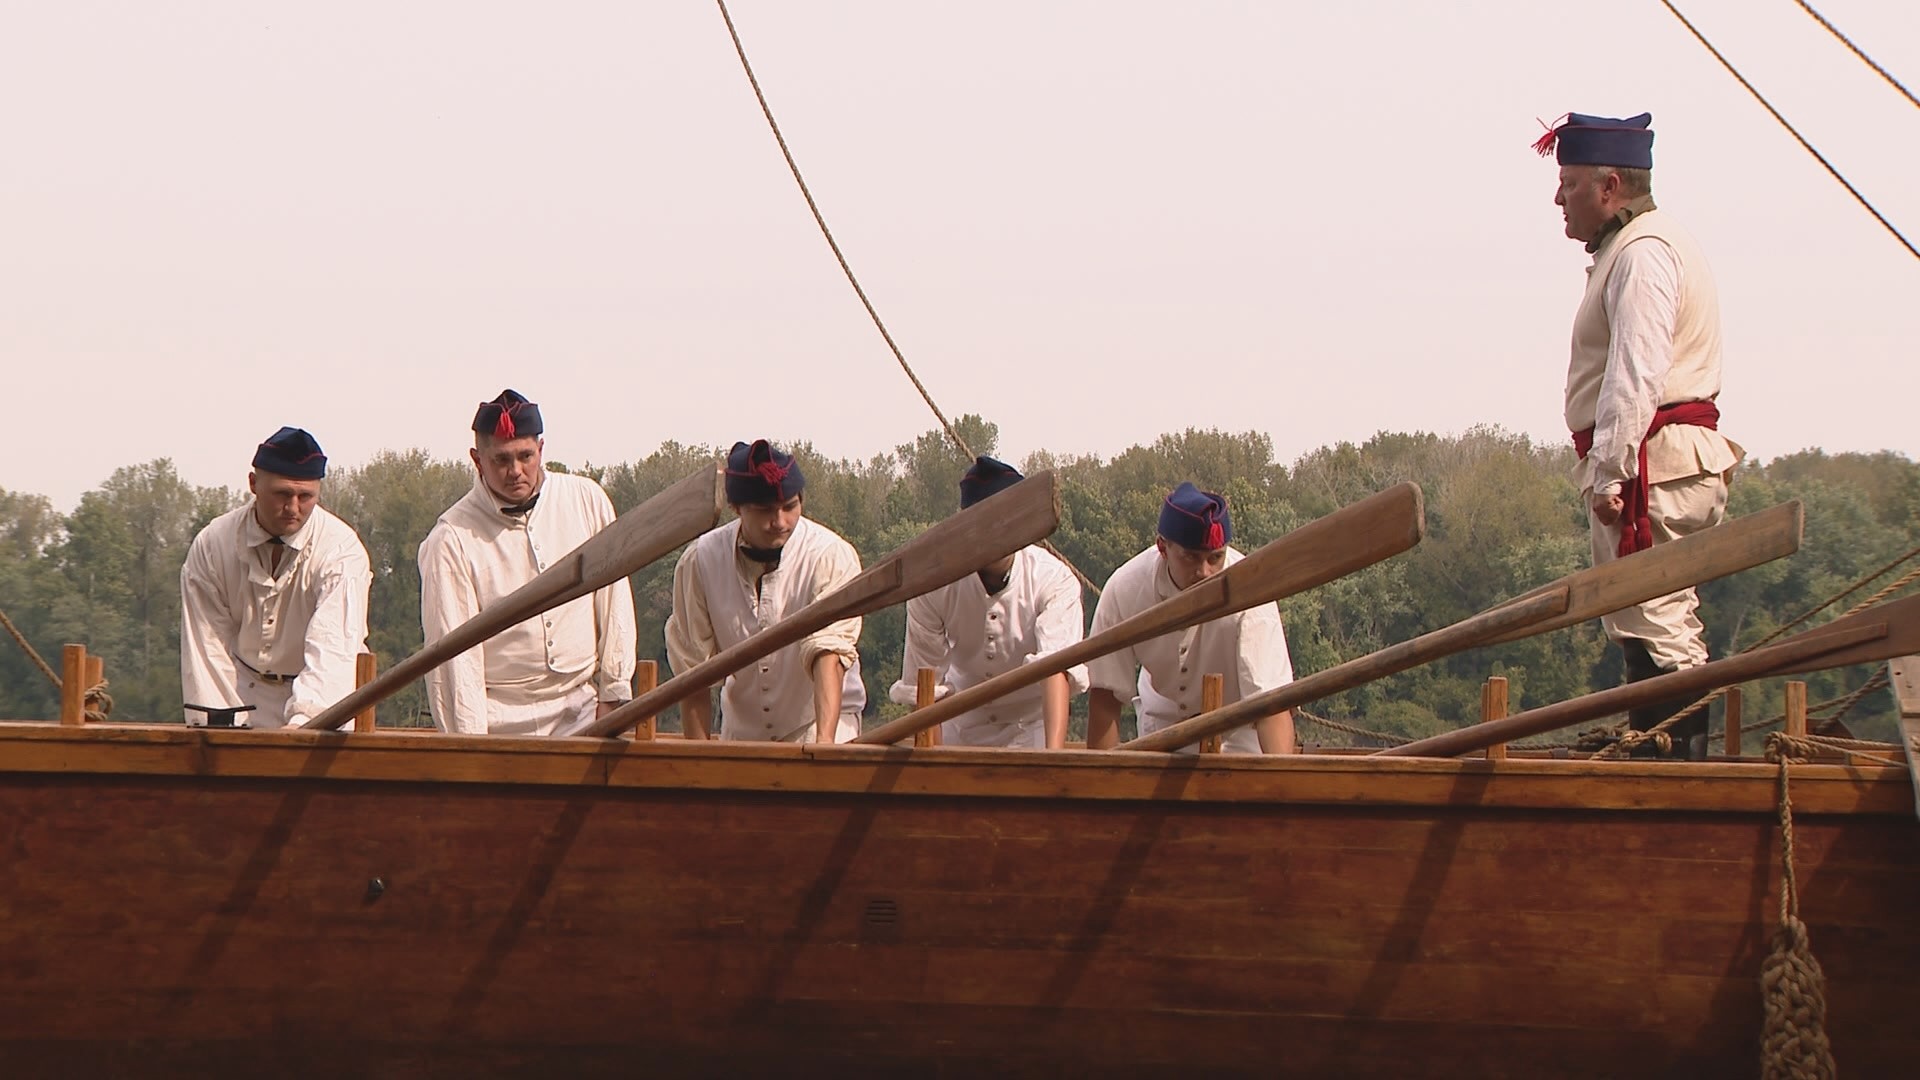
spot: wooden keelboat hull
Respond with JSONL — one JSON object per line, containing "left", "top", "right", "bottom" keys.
{"left": 1, "top": 722, "right": 1916, "bottom": 1078}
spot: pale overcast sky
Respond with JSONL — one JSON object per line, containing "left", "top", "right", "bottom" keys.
{"left": 5, "top": 1, "right": 1916, "bottom": 511}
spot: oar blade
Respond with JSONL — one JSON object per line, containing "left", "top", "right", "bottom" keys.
{"left": 1476, "top": 500, "right": 1803, "bottom": 646}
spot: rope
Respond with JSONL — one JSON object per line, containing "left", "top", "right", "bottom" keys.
{"left": 83, "top": 680, "right": 114, "bottom": 724}
{"left": 1656, "top": 0, "right": 1920, "bottom": 263}
{"left": 0, "top": 608, "right": 62, "bottom": 690}
{"left": 1794, "top": 0, "right": 1920, "bottom": 112}
{"left": 1758, "top": 733, "right": 1838, "bottom": 1079}
{"left": 711, "top": 0, "right": 1101, "bottom": 597}
{"left": 1593, "top": 544, "right": 1920, "bottom": 757}
{"left": 1294, "top": 709, "right": 1414, "bottom": 746}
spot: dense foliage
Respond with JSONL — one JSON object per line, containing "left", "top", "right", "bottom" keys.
{"left": 2, "top": 422, "right": 1912, "bottom": 744}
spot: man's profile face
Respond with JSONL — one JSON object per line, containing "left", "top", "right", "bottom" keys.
{"left": 1156, "top": 536, "right": 1227, "bottom": 591}
{"left": 471, "top": 435, "right": 545, "bottom": 505}
{"left": 735, "top": 494, "right": 803, "bottom": 550}
{"left": 1554, "top": 165, "right": 1614, "bottom": 243}
{"left": 249, "top": 471, "right": 320, "bottom": 536}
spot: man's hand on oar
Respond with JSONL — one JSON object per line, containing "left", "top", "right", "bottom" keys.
{"left": 306, "top": 465, "right": 726, "bottom": 732}
{"left": 582, "top": 471, "right": 1063, "bottom": 739}
{"left": 856, "top": 482, "right": 1428, "bottom": 747}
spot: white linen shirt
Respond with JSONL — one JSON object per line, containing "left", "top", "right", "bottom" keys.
{"left": 1588, "top": 238, "right": 1681, "bottom": 497}
{"left": 1086, "top": 544, "right": 1293, "bottom": 754}
{"left": 665, "top": 516, "right": 865, "bottom": 742}
{"left": 418, "top": 471, "right": 637, "bottom": 735}
{"left": 887, "top": 545, "right": 1088, "bottom": 746}
{"left": 180, "top": 501, "right": 371, "bottom": 728}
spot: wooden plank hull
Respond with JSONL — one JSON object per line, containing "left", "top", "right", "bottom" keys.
{"left": 1, "top": 724, "right": 1916, "bottom": 1077}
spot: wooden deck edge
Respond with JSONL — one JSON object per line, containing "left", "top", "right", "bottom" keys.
{"left": 0, "top": 719, "right": 1909, "bottom": 816}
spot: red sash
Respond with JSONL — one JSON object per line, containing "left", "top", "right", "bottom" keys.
{"left": 1573, "top": 400, "right": 1720, "bottom": 557}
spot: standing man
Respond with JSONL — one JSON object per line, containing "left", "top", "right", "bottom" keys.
{"left": 1085, "top": 483, "right": 1295, "bottom": 754}
{"left": 1540, "top": 112, "right": 1743, "bottom": 759}
{"left": 180, "top": 426, "right": 371, "bottom": 728}
{"left": 887, "top": 457, "right": 1086, "bottom": 748}
{"left": 418, "top": 390, "right": 636, "bottom": 736}
{"left": 666, "top": 439, "right": 866, "bottom": 743}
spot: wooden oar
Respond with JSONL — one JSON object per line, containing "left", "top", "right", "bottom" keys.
{"left": 305, "top": 465, "right": 726, "bottom": 732}
{"left": 1375, "top": 591, "right": 1920, "bottom": 758}
{"left": 855, "top": 481, "right": 1427, "bottom": 746}
{"left": 1121, "top": 500, "right": 1805, "bottom": 752}
{"left": 579, "top": 470, "right": 1063, "bottom": 738}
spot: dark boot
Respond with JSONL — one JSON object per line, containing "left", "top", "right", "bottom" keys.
{"left": 1619, "top": 639, "right": 1700, "bottom": 760}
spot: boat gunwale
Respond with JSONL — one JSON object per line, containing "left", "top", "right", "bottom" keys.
{"left": 0, "top": 719, "right": 1907, "bottom": 817}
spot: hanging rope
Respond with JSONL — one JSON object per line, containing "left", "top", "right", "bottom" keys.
{"left": 1655, "top": 0, "right": 1920, "bottom": 263}
{"left": 0, "top": 608, "right": 62, "bottom": 690}
{"left": 1794, "top": 0, "right": 1920, "bottom": 112}
{"left": 1758, "top": 733, "right": 1839, "bottom": 1080}
{"left": 712, "top": 0, "right": 1101, "bottom": 596}
{"left": 1295, "top": 708, "right": 1414, "bottom": 746}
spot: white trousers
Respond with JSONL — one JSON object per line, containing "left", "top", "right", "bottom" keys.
{"left": 1587, "top": 471, "right": 1730, "bottom": 671}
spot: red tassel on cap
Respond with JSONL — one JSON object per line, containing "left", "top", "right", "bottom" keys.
{"left": 755, "top": 460, "right": 788, "bottom": 486}
{"left": 495, "top": 408, "right": 516, "bottom": 440}
{"left": 1206, "top": 520, "right": 1224, "bottom": 550}
{"left": 1531, "top": 114, "right": 1567, "bottom": 158}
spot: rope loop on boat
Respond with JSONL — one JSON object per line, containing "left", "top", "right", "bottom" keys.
{"left": 1758, "top": 733, "right": 1837, "bottom": 1080}
{"left": 83, "top": 679, "right": 114, "bottom": 724}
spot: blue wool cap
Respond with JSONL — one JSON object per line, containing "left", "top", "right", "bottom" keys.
{"left": 1158, "top": 482, "right": 1230, "bottom": 551}
{"left": 959, "top": 456, "right": 1023, "bottom": 510}
{"left": 724, "top": 439, "right": 805, "bottom": 505}
{"left": 473, "top": 389, "right": 543, "bottom": 440}
{"left": 1533, "top": 112, "right": 1655, "bottom": 170}
{"left": 252, "top": 426, "right": 327, "bottom": 480}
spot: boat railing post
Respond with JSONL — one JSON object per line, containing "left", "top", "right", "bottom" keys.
{"left": 1724, "top": 686, "right": 1742, "bottom": 757}
{"left": 914, "top": 668, "right": 940, "bottom": 748}
{"left": 1784, "top": 681, "right": 1807, "bottom": 741}
{"left": 1199, "top": 674, "right": 1224, "bottom": 754}
{"left": 632, "top": 661, "right": 658, "bottom": 741}
{"left": 60, "top": 643, "right": 87, "bottom": 726}
{"left": 354, "top": 653, "right": 377, "bottom": 732}
{"left": 1481, "top": 676, "right": 1508, "bottom": 761}
{"left": 84, "top": 654, "right": 105, "bottom": 723}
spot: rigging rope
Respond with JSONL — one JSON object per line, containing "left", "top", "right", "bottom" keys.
{"left": 1655, "top": 0, "right": 1920, "bottom": 263}
{"left": 712, "top": 0, "right": 1101, "bottom": 596}
{"left": 1794, "top": 0, "right": 1920, "bottom": 112}
{"left": 0, "top": 609, "right": 62, "bottom": 690}
{"left": 1593, "top": 542, "right": 1920, "bottom": 757}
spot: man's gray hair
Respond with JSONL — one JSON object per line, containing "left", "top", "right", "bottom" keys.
{"left": 1594, "top": 164, "right": 1653, "bottom": 198}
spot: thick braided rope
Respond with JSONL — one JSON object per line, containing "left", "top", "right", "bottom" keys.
{"left": 1758, "top": 733, "right": 1837, "bottom": 1079}
{"left": 712, "top": 0, "right": 1101, "bottom": 598}
{"left": 0, "top": 609, "right": 62, "bottom": 690}
{"left": 83, "top": 680, "right": 114, "bottom": 724}
{"left": 1294, "top": 709, "right": 1413, "bottom": 747}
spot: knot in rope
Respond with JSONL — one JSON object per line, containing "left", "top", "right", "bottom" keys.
{"left": 1759, "top": 915, "right": 1837, "bottom": 1080}
{"left": 1604, "top": 728, "right": 1671, "bottom": 758}
{"left": 83, "top": 679, "right": 114, "bottom": 724}
{"left": 1757, "top": 730, "right": 1837, "bottom": 1079}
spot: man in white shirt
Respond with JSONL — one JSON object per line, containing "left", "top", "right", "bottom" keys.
{"left": 666, "top": 439, "right": 865, "bottom": 743}
{"left": 1541, "top": 111, "right": 1743, "bottom": 759}
{"left": 180, "top": 426, "right": 371, "bottom": 728}
{"left": 1085, "top": 483, "right": 1295, "bottom": 754}
{"left": 417, "top": 390, "right": 637, "bottom": 736}
{"left": 888, "top": 457, "right": 1086, "bottom": 748}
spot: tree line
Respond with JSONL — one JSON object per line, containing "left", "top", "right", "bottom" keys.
{"left": 1, "top": 419, "right": 1913, "bottom": 744}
